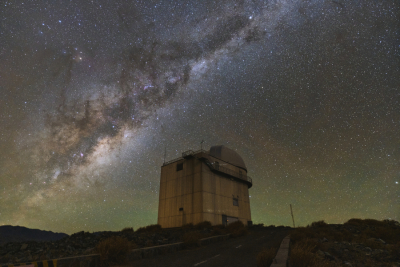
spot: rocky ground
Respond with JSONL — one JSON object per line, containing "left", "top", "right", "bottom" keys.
{"left": 314, "top": 236, "right": 398, "bottom": 266}
{"left": 0, "top": 227, "right": 189, "bottom": 264}
{"left": 290, "top": 219, "right": 400, "bottom": 267}
{"left": 0, "top": 222, "right": 245, "bottom": 265}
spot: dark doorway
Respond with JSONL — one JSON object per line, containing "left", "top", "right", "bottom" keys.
{"left": 222, "top": 214, "right": 227, "bottom": 226}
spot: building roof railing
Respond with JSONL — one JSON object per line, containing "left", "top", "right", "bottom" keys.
{"left": 208, "top": 161, "right": 252, "bottom": 186}
{"left": 163, "top": 149, "right": 207, "bottom": 166}
{"left": 163, "top": 149, "right": 252, "bottom": 188}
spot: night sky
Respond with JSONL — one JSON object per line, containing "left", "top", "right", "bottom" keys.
{"left": 1, "top": 0, "right": 399, "bottom": 235}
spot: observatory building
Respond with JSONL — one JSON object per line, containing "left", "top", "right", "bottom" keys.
{"left": 158, "top": 145, "right": 252, "bottom": 228}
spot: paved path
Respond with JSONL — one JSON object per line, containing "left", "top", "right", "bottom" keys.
{"left": 131, "top": 228, "right": 290, "bottom": 267}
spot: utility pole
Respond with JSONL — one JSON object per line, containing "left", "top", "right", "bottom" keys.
{"left": 290, "top": 204, "right": 295, "bottom": 228}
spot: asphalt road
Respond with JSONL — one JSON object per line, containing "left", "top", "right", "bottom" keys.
{"left": 132, "top": 227, "right": 291, "bottom": 267}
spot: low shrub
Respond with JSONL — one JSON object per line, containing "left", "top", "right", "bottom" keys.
{"left": 344, "top": 218, "right": 364, "bottom": 226}
{"left": 230, "top": 227, "right": 248, "bottom": 238}
{"left": 182, "top": 223, "right": 194, "bottom": 230}
{"left": 121, "top": 227, "right": 134, "bottom": 233}
{"left": 211, "top": 228, "right": 223, "bottom": 235}
{"left": 211, "top": 224, "right": 226, "bottom": 235}
{"left": 226, "top": 220, "right": 245, "bottom": 232}
{"left": 226, "top": 220, "right": 247, "bottom": 237}
{"left": 363, "top": 219, "right": 386, "bottom": 227}
{"left": 195, "top": 221, "right": 212, "bottom": 230}
{"left": 135, "top": 224, "right": 162, "bottom": 233}
{"left": 291, "top": 227, "right": 315, "bottom": 244}
{"left": 96, "top": 236, "right": 135, "bottom": 264}
{"left": 256, "top": 247, "right": 277, "bottom": 267}
{"left": 145, "top": 240, "right": 154, "bottom": 247}
{"left": 311, "top": 220, "right": 328, "bottom": 228}
{"left": 182, "top": 232, "right": 202, "bottom": 247}
{"left": 213, "top": 224, "right": 226, "bottom": 230}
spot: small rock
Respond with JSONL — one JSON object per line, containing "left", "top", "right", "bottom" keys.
{"left": 344, "top": 261, "right": 352, "bottom": 266}
{"left": 20, "top": 244, "right": 28, "bottom": 251}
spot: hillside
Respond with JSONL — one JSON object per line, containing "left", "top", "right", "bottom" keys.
{"left": 0, "top": 225, "right": 68, "bottom": 245}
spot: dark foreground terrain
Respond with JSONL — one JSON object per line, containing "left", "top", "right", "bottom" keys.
{"left": 131, "top": 226, "right": 289, "bottom": 267}
{"left": 290, "top": 219, "right": 400, "bottom": 267}
{"left": 1, "top": 219, "right": 399, "bottom": 267}
{"left": 0, "top": 222, "right": 287, "bottom": 265}
{"left": 0, "top": 225, "right": 67, "bottom": 245}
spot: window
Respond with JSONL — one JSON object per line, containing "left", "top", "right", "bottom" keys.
{"left": 176, "top": 163, "right": 183, "bottom": 171}
{"left": 233, "top": 198, "right": 239, "bottom": 206}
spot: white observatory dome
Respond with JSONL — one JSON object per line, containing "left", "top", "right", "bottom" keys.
{"left": 209, "top": 145, "right": 247, "bottom": 171}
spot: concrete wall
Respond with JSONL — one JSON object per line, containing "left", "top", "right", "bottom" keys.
{"left": 158, "top": 157, "right": 204, "bottom": 228}
{"left": 158, "top": 153, "right": 251, "bottom": 228}
{"left": 202, "top": 155, "right": 251, "bottom": 226}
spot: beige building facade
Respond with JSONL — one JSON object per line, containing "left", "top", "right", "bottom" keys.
{"left": 158, "top": 145, "right": 252, "bottom": 228}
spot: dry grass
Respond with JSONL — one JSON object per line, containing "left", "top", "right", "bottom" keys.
{"left": 135, "top": 224, "right": 162, "bottom": 233}
{"left": 290, "top": 240, "right": 340, "bottom": 267}
{"left": 121, "top": 227, "right": 134, "bottom": 233}
{"left": 96, "top": 236, "right": 136, "bottom": 265}
{"left": 256, "top": 247, "right": 278, "bottom": 267}
{"left": 194, "top": 221, "right": 212, "bottom": 230}
{"left": 291, "top": 225, "right": 349, "bottom": 244}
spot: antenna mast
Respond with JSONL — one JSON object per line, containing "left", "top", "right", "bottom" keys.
{"left": 290, "top": 204, "right": 295, "bottom": 228}
{"left": 200, "top": 140, "right": 205, "bottom": 150}
{"left": 164, "top": 147, "right": 166, "bottom": 164}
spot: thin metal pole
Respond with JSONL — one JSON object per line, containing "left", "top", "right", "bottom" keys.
{"left": 201, "top": 140, "right": 204, "bottom": 150}
{"left": 164, "top": 147, "right": 166, "bottom": 164}
{"left": 290, "top": 204, "right": 295, "bottom": 228}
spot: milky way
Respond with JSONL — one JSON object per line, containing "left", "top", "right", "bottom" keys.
{"left": 1, "top": 0, "right": 399, "bottom": 234}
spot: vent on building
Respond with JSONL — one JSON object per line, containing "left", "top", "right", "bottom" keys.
{"left": 176, "top": 163, "right": 183, "bottom": 171}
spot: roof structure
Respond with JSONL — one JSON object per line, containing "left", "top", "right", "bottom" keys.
{"left": 209, "top": 145, "right": 247, "bottom": 171}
